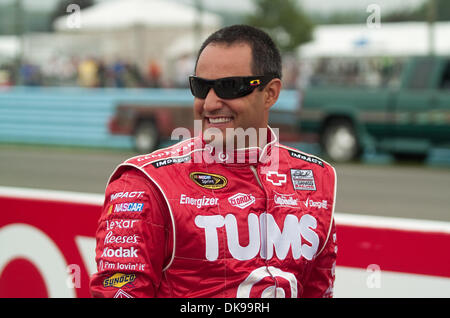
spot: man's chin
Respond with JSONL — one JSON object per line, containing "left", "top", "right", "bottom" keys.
{"left": 202, "top": 126, "right": 261, "bottom": 153}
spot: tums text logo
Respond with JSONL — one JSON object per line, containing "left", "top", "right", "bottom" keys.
{"left": 195, "top": 213, "right": 319, "bottom": 262}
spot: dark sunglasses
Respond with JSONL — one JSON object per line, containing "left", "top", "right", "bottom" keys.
{"left": 189, "top": 75, "right": 275, "bottom": 99}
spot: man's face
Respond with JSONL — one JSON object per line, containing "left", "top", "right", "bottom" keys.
{"left": 193, "top": 43, "right": 269, "bottom": 149}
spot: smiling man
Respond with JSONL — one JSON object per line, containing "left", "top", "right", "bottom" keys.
{"left": 90, "top": 25, "right": 338, "bottom": 298}
{"left": 191, "top": 27, "right": 282, "bottom": 153}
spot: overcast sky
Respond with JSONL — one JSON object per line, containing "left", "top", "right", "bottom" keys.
{"left": 0, "top": 0, "right": 427, "bottom": 14}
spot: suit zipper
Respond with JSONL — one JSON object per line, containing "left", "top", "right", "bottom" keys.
{"left": 250, "top": 165, "right": 279, "bottom": 297}
{"left": 250, "top": 165, "right": 263, "bottom": 189}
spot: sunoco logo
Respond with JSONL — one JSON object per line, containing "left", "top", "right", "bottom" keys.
{"left": 103, "top": 273, "right": 136, "bottom": 288}
{"left": 228, "top": 193, "right": 255, "bottom": 209}
{"left": 190, "top": 172, "right": 227, "bottom": 190}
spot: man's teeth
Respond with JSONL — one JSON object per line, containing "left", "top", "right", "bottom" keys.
{"left": 209, "top": 117, "right": 232, "bottom": 124}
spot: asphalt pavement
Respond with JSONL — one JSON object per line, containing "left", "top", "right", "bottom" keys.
{"left": 1, "top": 144, "right": 449, "bottom": 222}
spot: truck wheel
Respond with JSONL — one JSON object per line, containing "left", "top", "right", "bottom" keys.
{"left": 134, "top": 121, "right": 159, "bottom": 154}
{"left": 321, "top": 119, "right": 360, "bottom": 162}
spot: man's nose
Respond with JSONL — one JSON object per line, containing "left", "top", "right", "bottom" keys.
{"left": 203, "top": 87, "right": 224, "bottom": 113}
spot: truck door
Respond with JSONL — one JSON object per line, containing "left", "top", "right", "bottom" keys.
{"left": 432, "top": 59, "right": 450, "bottom": 145}
{"left": 392, "top": 57, "right": 439, "bottom": 154}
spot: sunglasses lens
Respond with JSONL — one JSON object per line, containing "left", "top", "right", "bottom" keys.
{"left": 216, "top": 77, "right": 253, "bottom": 99}
{"left": 215, "top": 78, "right": 240, "bottom": 98}
{"left": 189, "top": 77, "right": 210, "bottom": 98}
{"left": 189, "top": 76, "right": 268, "bottom": 99}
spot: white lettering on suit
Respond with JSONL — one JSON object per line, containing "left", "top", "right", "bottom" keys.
{"left": 194, "top": 213, "right": 319, "bottom": 262}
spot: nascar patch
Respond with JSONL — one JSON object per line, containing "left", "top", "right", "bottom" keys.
{"left": 190, "top": 172, "right": 227, "bottom": 190}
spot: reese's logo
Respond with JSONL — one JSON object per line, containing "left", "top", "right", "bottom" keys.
{"left": 190, "top": 172, "right": 227, "bottom": 190}
{"left": 103, "top": 273, "right": 136, "bottom": 288}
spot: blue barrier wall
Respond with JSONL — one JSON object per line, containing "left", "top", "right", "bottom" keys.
{"left": 0, "top": 86, "right": 299, "bottom": 149}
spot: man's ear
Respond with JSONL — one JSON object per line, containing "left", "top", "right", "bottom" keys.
{"left": 263, "top": 78, "right": 282, "bottom": 110}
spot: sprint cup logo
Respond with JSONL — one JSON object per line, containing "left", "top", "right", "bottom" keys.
{"left": 190, "top": 172, "right": 227, "bottom": 190}
{"left": 103, "top": 273, "right": 136, "bottom": 288}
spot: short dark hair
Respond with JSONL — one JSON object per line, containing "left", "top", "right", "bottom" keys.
{"left": 195, "top": 24, "right": 282, "bottom": 79}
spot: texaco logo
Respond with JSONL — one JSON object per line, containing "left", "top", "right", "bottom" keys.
{"left": 236, "top": 266, "right": 298, "bottom": 298}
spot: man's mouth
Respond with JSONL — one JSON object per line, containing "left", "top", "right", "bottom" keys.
{"left": 206, "top": 116, "right": 234, "bottom": 124}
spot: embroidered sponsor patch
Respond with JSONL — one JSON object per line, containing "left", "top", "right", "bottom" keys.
{"left": 288, "top": 150, "right": 324, "bottom": 167}
{"left": 103, "top": 273, "right": 136, "bottom": 288}
{"left": 273, "top": 192, "right": 299, "bottom": 207}
{"left": 265, "top": 171, "right": 287, "bottom": 186}
{"left": 112, "top": 202, "right": 144, "bottom": 213}
{"left": 304, "top": 198, "right": 328, "bottom": 209}
{"left": 110, "top": 191, "right": 145, "bottom": 202}
{"left": 180, "top": 194, "right": 219, "bottom": 208}
{"left": 151, "top": 155, "right": 191, "bottom": 168}
{"left": 190, "top": 172, "right": 227, "bottom": 189}
{"left": 228, "top": 193, "right": 255, "bottom": 209}
{"left": 290, "top": 169, "right": 316, "bottom": 191}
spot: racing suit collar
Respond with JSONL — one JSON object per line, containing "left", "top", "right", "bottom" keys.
{"left": 196, "top": 126, "right": 278, "bottom": 166}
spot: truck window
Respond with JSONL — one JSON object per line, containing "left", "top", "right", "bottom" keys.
{"left": 408, "top": 58, "right": 435, "bottom": 90}
{"left": 301, "top": 56, "right": 404, "bottom": 89}
{"left": 439, "top": 60, "right": 450, "bottom": 90}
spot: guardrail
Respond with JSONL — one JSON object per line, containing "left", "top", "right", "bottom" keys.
{"left": 0, "top": 86, "right": 299, "bottom": 149}
{"left": 1, "top": 186, "right": 449, "bottom": 298}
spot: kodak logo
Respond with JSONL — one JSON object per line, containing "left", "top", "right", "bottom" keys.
{"left": 101, "top": 247, "right": 138, "bottom": 258}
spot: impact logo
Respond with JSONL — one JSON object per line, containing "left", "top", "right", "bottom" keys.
{"left": 151, "top": 155, "right": 191, "bottom": 168}
{"left": 288, "top": 150, "right": 324, "bottom": 167}
{"left": 110, "top": 191, "right": 145, "bottom": 202}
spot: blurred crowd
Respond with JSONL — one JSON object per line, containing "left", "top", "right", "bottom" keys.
{"left": 0, "top": 54, "right": 304, "bottom": 90}
{"left": 0, "top": 55, "right": 401, "bottom": 90}
{"left": 0, "top": 56, "right": 190, "bottom": 88}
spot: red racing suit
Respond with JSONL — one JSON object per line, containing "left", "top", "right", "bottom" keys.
{"left": 90, "top": 130, "right": 337, "bottom": 298}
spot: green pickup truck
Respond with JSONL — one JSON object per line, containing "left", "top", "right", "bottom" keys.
{"left": 299, "top": 56, "right": 450, "bottom": 162}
